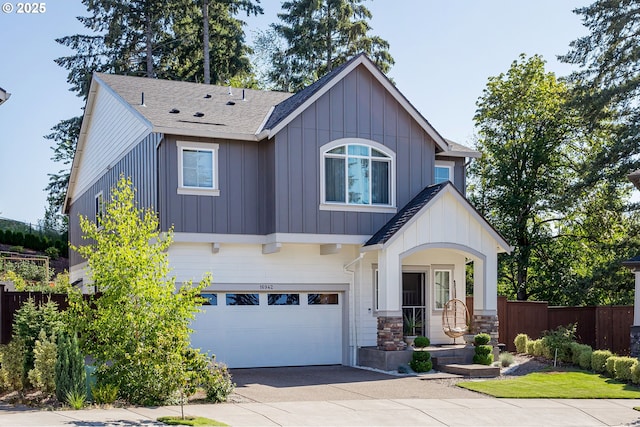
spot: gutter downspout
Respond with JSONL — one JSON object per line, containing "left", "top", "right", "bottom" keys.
{"left": 344, "top": 252, "right": 365, "bottom": 366}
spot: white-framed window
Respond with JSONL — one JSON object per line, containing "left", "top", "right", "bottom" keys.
{"left": 95, "top": 192, "right": 104, "bottom": 226}
{"left": 320, "top": 139, "right": 395, "bottom": 213}
{"left": 434, "top": 161, "right": 454, "bottom": 184}
{"left": 177, "top": 141, "right": 220, "bottom": 196}
{"left": 433, "top": 268, "right": 452, "bottom": 310}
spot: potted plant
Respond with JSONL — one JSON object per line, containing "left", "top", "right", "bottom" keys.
{"left": 403, "top": 313, "right": 422, "bottom": 347}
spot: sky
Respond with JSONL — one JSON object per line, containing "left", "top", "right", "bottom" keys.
{"left": 0, "top": 0, "right": 590, "bottom": 225}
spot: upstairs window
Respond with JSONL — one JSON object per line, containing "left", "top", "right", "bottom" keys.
{"left": 95, "top": 192, "right": 104, "bottom": 226}
{"left": 322, "top": 140, "right": 394, "bottom": 210}
{"left": 177, "top": 141, "right": 219, "bottom": 196}
{"left": 434, "top": 161, "right": 454, "bottom": 184}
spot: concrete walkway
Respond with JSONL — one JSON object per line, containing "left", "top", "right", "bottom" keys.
{"left": 0, "top": 366, "right": 639, "bottom": 426}
{"left": 1, "top": 398, "right": 640, "bottom": 426}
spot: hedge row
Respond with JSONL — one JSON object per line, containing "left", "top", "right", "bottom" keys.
{"left": 0, "top": 229, "right": 68, "bottom": 257}
{"left": 515, "top": 332, "right": 640, "bottom": 384}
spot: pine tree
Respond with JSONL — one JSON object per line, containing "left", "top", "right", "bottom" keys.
{"left": 46, "top": 0, "right": 261, "bottom": 225}
{"left": 267, "top": 0, "right": 394, "bottom": 91}
{"left": 559, "top": 0, "right": 640, "bottom": 185}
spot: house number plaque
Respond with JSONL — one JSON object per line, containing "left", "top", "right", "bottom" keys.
{"left": 259, "top": 284, "right": 274, "bottom": 290}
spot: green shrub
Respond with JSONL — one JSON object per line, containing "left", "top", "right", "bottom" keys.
{"left": 65, "top": 389, "right": 86, "bottom": 410}
{"left": 409, "top": 350, "right": 433, "bottom": 373}
{"left": 532, "top": 339, "right": 544, "bottom": 357}
{"left": 578, "top": 347, "right": 593, "bottom": 370}
{"left": 614, "top": 357, "right": 638, "bottom": 381}
{"left": 473, "top": 353, "right": 494, "bottom": 365}
{"left": 569, "top": 342, "right": 592, "bottom": 366}
{"left": 204, "top": 358, "right": 235, "bottom": 403}
{"left": 475, "top": 345, "right": 493, "bottom": 356}
{"left": 0, "top": 338, "right": 26, "bottom": 391}
{"left": 44, "top": 247, "right": 60, "bottom": 260}
{"left": 514, "top": 334, "right": 529, "bottom": 354}
{"left": 526, "top": 339, "right": 536, "bottom": 355}
{"left": 541, "top": 324, "right": 576, "bottom": 363}
{"left": 499, "top": 352, "right": 514, "bottom": 367}
{"left": 9, "top": 245, "right": 24, "bottom": 253}
{"left": 91, "top": 383, "right": 119, "bottom": 405}
{"left": 55, "top": 331, "right": 86, "bottom": 403}
{"left": 591, "top": 349, "right": 613, "bottom": 373}
{"left": 27, "top": 330, "right": 57, "bottom": 394}
{"left": 413, "top": 336, "right": 430, "bottom": 348}
{"left": 632, "top": 363, "right": 640, "bottom": 384}
{"left": 474, "top": 333, "right": 491, "bottom": 346}
{"left": 606, "top": 355, "right": 620, "bottom": 378}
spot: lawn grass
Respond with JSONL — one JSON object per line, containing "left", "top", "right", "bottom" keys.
{"left": 458, "top": 370, "right": 640, "bottom": 398}
{"left": 157, "top": 416, "right": 228, "bottom": 426}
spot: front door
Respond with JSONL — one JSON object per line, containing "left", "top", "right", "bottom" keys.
{"left": 402, "top": 272, "right": 427, "bottom": 336}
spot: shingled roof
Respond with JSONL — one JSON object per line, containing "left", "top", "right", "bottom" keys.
{"left": 364, "top": 182, "right": 448, "bottom": 247}
{"left": 262, "top": 54, "right": 362, "bottom": 131}
{"left": 95, "top": 73, "right": 292, "bottom": 140}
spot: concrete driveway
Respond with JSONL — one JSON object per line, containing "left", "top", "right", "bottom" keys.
{"left": 229, "top": 365, "right": 484, "bottom": 403}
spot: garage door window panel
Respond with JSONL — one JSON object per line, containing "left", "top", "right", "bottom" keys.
{"left": 226, "top": 293, "right": 259, "bottom": 306}
{"left": 268, "top": 294, "right": 300, "bottom": 305}
{"left": 308, "top": 293, "right": 339, "bottom": 305}
{"left": 200, "top": 293, "right": 217, "bottom": 305}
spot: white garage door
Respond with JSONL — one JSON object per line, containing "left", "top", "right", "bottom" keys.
{"left": 190, "top": 291, "right": 343, "bottom": 368}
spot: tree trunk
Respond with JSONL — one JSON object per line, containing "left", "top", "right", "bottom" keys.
{"left": 203, "top": 0, "right": 210, "bottom": 84}
{"left": 325, "top": 2, "right": 332, "bottom": 71}
{"left": 145, "top": 3, "right": 154, "bottom": 78}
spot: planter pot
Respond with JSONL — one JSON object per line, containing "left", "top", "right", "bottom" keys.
{"left": 404, "top": 335, "right": 417, "bottom": 347}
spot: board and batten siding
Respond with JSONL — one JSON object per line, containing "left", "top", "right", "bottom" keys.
{"left": 68, "top": 133, "right": 161, "bottom": 267}
{"left": 158, "top": 136, "right": 275, "bottom": 234}
{"left": 273, "top": 64, "right": 441, "bottom": 236}
{"left": 70, "top": 84, "right": 151, "bottom": 201}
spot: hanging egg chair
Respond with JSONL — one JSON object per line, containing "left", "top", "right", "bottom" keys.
{"left": 442, "top": 298, "right": 470, "bottom": 342}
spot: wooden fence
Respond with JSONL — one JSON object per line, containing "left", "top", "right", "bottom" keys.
{"left": 468, "top": 296, "right": 634, "bottom": 355}
{"left": 0, "top": 285, "right": 82, "bottom": 344}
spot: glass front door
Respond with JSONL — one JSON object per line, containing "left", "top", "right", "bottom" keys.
{"left": 402, "top": 272, "right": 426, "bottom": 336}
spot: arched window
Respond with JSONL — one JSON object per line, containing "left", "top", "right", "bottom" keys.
{"left": 321, "top": 139, "right": 395, "bottom": 210}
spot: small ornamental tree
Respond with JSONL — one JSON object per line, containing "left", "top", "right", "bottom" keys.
{"left": 54, "top": 331, "right": 85, "bottom": 403}
{"left": 69, "top": 176, "right": 209, "bottom": 405}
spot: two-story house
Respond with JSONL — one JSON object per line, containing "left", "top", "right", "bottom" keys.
{"left": 65, "top": 54, "right": 510, "bottom": 368}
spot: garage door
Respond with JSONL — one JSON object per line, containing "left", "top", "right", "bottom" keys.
{"left": 190, "top": 291, "right": 343, "bottom": 368}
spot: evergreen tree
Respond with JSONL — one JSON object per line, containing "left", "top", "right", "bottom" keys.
{"left": 46, "top": 0, "right": 261, "bottom": 226}
{"left": 54, "top": 331, "right": 86, "bottom": 402}
{"left": 267, "top": 0, "right": 394, "bottom": 91}
{"left": 560, "top": 0, "right": 640, "bottom": 187}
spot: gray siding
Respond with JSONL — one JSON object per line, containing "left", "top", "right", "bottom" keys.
{"left": 159, "top": 136, "right": 274, "bottom": 234}
{"left": 273, "top": 64, "right": 439, "bottom": 236}
{"left": 68, "top": 133, "right": 161, "bottom": 266}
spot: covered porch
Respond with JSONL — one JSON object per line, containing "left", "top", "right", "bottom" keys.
{"left": 357, "top": 183, "right": 510, "bottom": 368}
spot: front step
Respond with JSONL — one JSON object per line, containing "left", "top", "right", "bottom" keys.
{"left": 438, "top": 363, "right": 500, "bottom": 378}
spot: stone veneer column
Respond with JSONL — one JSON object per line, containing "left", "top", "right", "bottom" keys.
{"left": 376, "top": 316, "right": 407, "bottom": 351}
{"left": 631, "top": 326, "right": 640, "bottom": 358}
{"left": 471, "top": 314, "right": 499, "bottom": 344}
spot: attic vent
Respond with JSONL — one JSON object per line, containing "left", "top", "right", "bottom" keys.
{"left": 204, "top": 94, "right": 212, "bottom": 99}
{"left": 169, "top": 108, "right": 180, "bottom": 114}
{"left": 226, "top": 101, "right": 235, "bottom": 106}
{"left": 194, "top": 112, "right": 205, "bottom": 117}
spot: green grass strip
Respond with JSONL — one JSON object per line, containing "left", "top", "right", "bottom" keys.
{"left": 157, "top": 416, "right": 228, "bottom": 426}
{"left": 458, "top": 370, "right": 640, "bottom": 398}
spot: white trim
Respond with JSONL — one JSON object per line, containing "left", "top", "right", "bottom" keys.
{"left": 432, "top": 266, "right": 454, "bottom": 311}
{"left": 266, "top": 55, "right": 450, "bottom": 153}
{"left": 172, "top": 232, "right": 371, "bottom": 245}
{"left": 319, "top": 138, "right": 396, "bottom": 210}
{"left": 255, "top": 105, "right": 275, "bottom": 136}
{"left": 436, "top": 150, "right": 481, "bottom": 159}
{"left": 177, "top": 140, "right": 219, "bottom": 196}
{"left": 94, "top": 191, "right": 104, "bottom": 225}
{"left": 200, "top": 283, "right": 349, "bottom": 292}
{"left": 320, "top": 204, "right": 397, "bottom": 214}
{"left": 369, "top": 183, "right": 512, "bottom": 253}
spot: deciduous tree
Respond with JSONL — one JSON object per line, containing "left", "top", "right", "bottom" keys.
{"left": 70, "top": 176, "right": 209, "bottom": 405}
